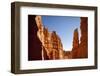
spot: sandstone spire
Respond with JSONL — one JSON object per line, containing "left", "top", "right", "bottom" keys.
{"left": 79, "top": 17, "right": 88, "bottom": 58}
{"left": 73, "top": 28, "right": 79, "bottom": 49}
{"left": 72, "top": 28, "right": 79, "bottom": 58}
{"left": 80, "top": 17, "right": 88, "bottom": 44}
{"left": 72, "top": 17, "right": 88, "bottom": 58}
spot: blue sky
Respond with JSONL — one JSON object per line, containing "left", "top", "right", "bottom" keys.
{"left": 42, "top": 15, "right": 80, "bottom": 51}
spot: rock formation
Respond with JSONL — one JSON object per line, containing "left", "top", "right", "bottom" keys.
{"left": 63, "top": 51, "right": 72, "bottom": 59}
{"left": 73, "top": 28, "right": 79, "bottom": 49}
{"left": 28, "top": 15, "right": 88, "bottom": 60}
{"left": 72, "top": 28, "right": 79, "bottom": 58}
{"left": 51, "top": 31, "right": 63, "bottom": 59}
{"left": 28, "top": 15, "right": 43, "bottom": 60}
{"left": 79, "top": 17, "right": 88, "bottom": 58}
{"left": 72, "top": 17, "right": 88, "bottom": 58}
{"left": 29, "top": 15, "right": 64, "bottom": 60}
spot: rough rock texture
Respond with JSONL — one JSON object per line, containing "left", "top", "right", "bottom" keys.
{"left": 72, "top": 17, "right": 88, "bottom": 58}
{"left": 78, "top": 17, "right": 88, "bottom": 58}
{"left": 28, "top": 15, "right": 88, "bottom": 60}
{"left": 28, "top": 15, "right": 43, "bottom": 60}
{"left": 72, "top": 28, "right": 79, "bottom": 58}
{"left": 51, "top": 31, "right": 63, "bottom": 59}
{"left": 34, "top": 16, "right": 63, "bottom": 60}
{"left": 73, "top": 28, "right": 79, "bottom": 49}
{"left": 63, "top": 51, "right": 72, "bottom": 59}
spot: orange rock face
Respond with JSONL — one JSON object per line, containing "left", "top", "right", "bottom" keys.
{"left": 35, "top": 16, "right": 64, "bottom": 60}
{"left": 73, "top": 28, "right": 79, "bottom": 49}
{"left": 79, "top": 17, "right": 88, "bottom": 58}
{"left": 28, "top": 15, "right": 88, "bottom": 60}
{"left": 72, "top": 17, "right": 88, "bottom": 58}
{"left": 72, "top": 28, "right": 79, "bottom": 58}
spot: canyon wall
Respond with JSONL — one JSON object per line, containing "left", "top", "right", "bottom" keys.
{"left": 28, "top": 15, "right": 88, "bottom": 60}
{"left": 35, "top": 16, "right": 64, "bottom": 60}
{"left": 72, "top": 17, "right": 88, "bottom": 58}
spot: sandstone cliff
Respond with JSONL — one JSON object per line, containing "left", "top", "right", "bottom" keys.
{"left": 28, "top": 15, "right": 88, "bottom": 60}
{"left": 72, "top": 17, "right": 88, "bottom": 58}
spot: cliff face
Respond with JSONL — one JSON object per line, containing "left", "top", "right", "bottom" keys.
{"left": 79, "top": 17, "right": 88, "bottom": 58}
{"left": 28, "top": 15, "right": 88, "bottom": 60}
{"left": 72, "top": 17, "right": 88, "bottom": 58}
{"left": 28, "top": 15, "right": 43, "bottom": 60}
{"left": 35, "top": 16, "right": 64, "bottom": 60}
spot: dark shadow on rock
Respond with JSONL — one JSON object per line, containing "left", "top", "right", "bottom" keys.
{"left": 28, "top": 15, "right": 42, "bottom": 60}
{"left": 42, "top": 46, "right": 49, "bottom": 60}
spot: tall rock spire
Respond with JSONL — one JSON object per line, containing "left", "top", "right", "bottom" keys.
{"left": 72, "top": 17, "right": 88, "bottom": 58}
{"left": 80, "top": 17, "right": 88, "bottom": 44}
{"left": 79, "top": 17, "right": 88, "bottom": 58}
{"left": 72, "top": 28, "right": 79, "bottom": 58}
{"left": 73, "top": 28, "right": 79, "bottom": 49}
